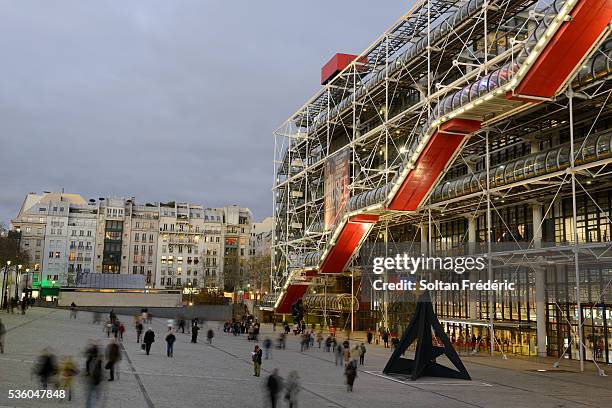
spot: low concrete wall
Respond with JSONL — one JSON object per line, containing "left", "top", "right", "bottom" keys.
{"left": 58, "top": 291, "right": 182, "bottom": 308}
{"left": 68, "top": 305, "right": 232, "bottom": 321}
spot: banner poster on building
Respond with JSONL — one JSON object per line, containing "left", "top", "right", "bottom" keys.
{"left": 324, "top": 149, "right": 350, "bottom": 231}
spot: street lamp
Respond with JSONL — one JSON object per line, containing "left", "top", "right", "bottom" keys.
{"left": 1, "top": 261, "right": 11, "bottom": 309}
{"left": 15, "top": 264, "right": 22, "bottom": 303}
{"left": 23, "top": 268, "right": 30, "bottom": 312}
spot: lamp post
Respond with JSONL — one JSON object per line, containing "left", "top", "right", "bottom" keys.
{"left": 187, "top": 282, "right": 193, "bottom": 306}
{"left": 1, "top": 260, "right": 11, "bottom": 310}
{"left": 15, "top": 264, "right": 22, "bottom": 303}
{"left": 23, "top": 268, "right": 30, "bottom": 313}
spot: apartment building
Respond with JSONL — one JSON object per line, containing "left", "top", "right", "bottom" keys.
{"left": 11, "top": 192, "right": 254, "bottom": 291}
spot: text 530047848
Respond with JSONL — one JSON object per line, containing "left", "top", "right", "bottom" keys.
{"left": 8, "top": 389, "right": 66, "bottom": 399}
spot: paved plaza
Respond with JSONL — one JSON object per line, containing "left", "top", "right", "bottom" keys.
{"left": 0, "top": 308, "right": 611, "bottom": 408}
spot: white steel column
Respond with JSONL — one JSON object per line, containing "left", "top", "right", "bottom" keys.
{"left": 486, "top": 130, "right": 495, "bottom": 355}
{"left": 532, "top": 202, "right": 547, "bottom": 357}
{"left": 568, "top": 88, "right": 584, "bottom": 372}
{"left": 421, "top": 222, "right": 429, "bottom": 256}
{"left": 467, "top": 215, "right": 478, "bottom": 320}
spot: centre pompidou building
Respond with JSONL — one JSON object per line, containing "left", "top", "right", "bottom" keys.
{"left": 267, "top": 0, "right": 612, "bottom": 366}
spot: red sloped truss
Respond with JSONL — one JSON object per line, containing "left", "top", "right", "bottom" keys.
{"left": 276, "top": 283, "right": 310, "bottom": 314}
{"left": 319, "top": 214, "right": 380, "bottom": 274}
{"left": 515, "top": 0, "right": 612, "bottom": 98}
{"left": 388, "top": 119, "right": 481, "bottom": 211}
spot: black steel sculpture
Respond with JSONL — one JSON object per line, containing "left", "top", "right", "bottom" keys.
{"left": 383, "top": 290, "right": 471, "bottom": 380}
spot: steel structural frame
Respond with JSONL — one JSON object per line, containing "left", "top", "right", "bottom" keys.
{"left": 272, "top": 0, "right": 612, "bottom": 371}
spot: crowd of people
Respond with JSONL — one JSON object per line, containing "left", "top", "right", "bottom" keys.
{"left": 2, "top": 305, "right": 393, "bottom": 406}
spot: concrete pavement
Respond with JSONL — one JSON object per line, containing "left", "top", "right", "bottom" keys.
{"left": 0, "top": 308, "right": 610, "bottom": 408}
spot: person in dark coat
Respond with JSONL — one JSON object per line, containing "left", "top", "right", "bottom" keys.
{"left": 191, "top": 324, "right": 199, "bottom": 343}
{"left": 366, "top": 330, "right": 373, "bottom": 344}
{"left": 105, "top": 340, "right": 121, "bottom": 381}
{"left": 34, "top": 349, "right": 58, "bottom": 389}
{"left": 207, "top": 329, "right": 214, "bottom": 345}
{"left": 266, "top": 368, "right": 282, "bottom": 408}
{"left": 165, "top": 331, "right": 176, "bottom": 357}
{"left": 143, "top": 328, "right": 155, "bottom": 355}
{"left": 345, "top": 361, "right": 357, "bottom": 392}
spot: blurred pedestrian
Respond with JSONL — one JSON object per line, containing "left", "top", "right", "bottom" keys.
{"left": 335, "top": 343, "right": 342, "bottom": 366}
{"left": 85, "top": 353, "right": 103, "bottom": 408}
{"left": 69, "top": 302, "right": 77, "bottom": 319}
{"left": 207, "top": 328, "right": 214, "bottom": 345}
{"left": 136, "top": 320, "right": 143, "bottom": 343}
{"left": 359, "top": 343, "right": 366, "bottom": 365}
{"left": 345, "top": 361, "right": 357, "bottom": 392}
{"left": 263, "top": 337, "right": 272, "bottom": 359}
{"left": 266, "top": 368, "right": 282, "bottom": 408}
{"left": 143, "top": 327, "right": 155, "bottom": 355}
{"left": 165, "top": 331, "right": 176, "bottom": 357}
{"left": 34, "top": 348, "right": 58, "bottom": 389}
{"left": 191, "top": 324, "right": 199, "bottom": 343}
{"left": 84, "top": 341, "right": 99, "bottom": 376}
{"left": 105, "top": 340, "right": 121, "bottom": 381}
{"left": 59, "top": 356, "right": 79, "bottom": 401}
{"left": 366, "top": 330, "right": 373, "bottom": 344}
{"left": 284, "top": 371, "right": 299, "bottom": 408}
{"left": 343, "top": 345, "right": 351, "bottom": 368}
{"left": 252, "top": 345, "right": 262, "bottom": 377}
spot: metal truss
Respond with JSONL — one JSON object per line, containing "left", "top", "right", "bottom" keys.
{"left": 272, "top": 0, "right": 612, "bottom": 371}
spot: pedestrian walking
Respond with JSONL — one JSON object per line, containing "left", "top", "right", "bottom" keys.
{"left": 136, "top": 321, "right": 143, "bottom": 343}
{"left": 345, "top": 361, "right": 357, "bottom": 392}
{"left": 59, "top": 356, "right": 79, "bottom": 401}
{"left": 207, "top": 328, "right": 214, "bottom": 345}
{"left": 266, "top": 368, "right": 282, "bottom": 408}
{"left": 366, "top": 330, "right": 373, "bottom": 344}
{"left": 359, "top": 343, "right": 366, "bottom": 365}
{"left": 85, "top": 354, "right": 103, "bottom": 408}
{"left": 351, "top": 344, "right": 361, "bottom": 366}
{"left": 34, "top": 349, "right": 58, "bottom": 389}
{"left": 69, "top": 302, "right": 77, "bottom": 319}
{"left": 84, "top": 341, "right": 99, "bottom": 376}
{"left": 143, "top": 327, "right": 155, "bottom": 355}
{"left": 252, "top": 345, "right": 263, "bottom": 377}
{"left": 382, "top": 331, "right": 389, "bottom": 348}
{"left": 316, "top": 332, "right": 323, "bottom": 349}
{"left": 343, "top": 346, "right": 351, "bottom": 368}
{"left": 284, "top": 371, "right": 300, "bottom": 408}
{"left": 263, "top": 337, "right": 272, "bottom": 359}
{"left": 165, "top": 331, "right": 176, "bottom": 357}
{"left": 335, "top": 343, "right": 342, "bottom": 366}
{"left": 0, "top": 318, "right": 5, "bottom": 354}
{"left": 118, "top": 322, "right": 125, "bottom": 341}
{"left": 191, "top": 324, "right": 199, "bottom": 343}
{"left": 105, "top": 340, "right": 121, "bottom": 381}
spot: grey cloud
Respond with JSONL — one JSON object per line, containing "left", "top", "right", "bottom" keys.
{"left": 0, "top": 0, "right": 409, "bottom": 222}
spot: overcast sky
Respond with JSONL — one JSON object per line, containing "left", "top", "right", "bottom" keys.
{"left": 0, "top": 0, "right": 408, "bottom": 223}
